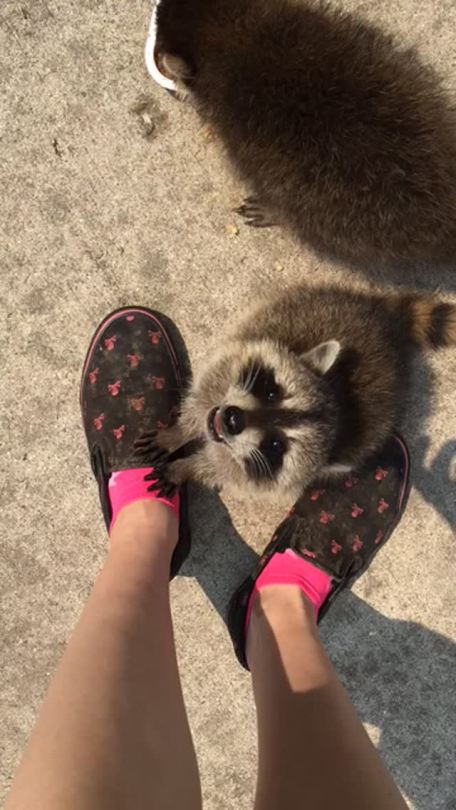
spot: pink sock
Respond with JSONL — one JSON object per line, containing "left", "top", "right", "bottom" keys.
{"left": 108, "top": 467, "right": 179, "bottom": 533}
{"left": 245, "top": 548, "right": 332, "bottom": 632}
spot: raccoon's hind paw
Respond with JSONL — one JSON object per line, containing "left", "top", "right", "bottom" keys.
{"left": 235, "top": 196, "right": 276, "bottom": 228}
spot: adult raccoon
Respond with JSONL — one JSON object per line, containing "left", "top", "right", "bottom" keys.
{"left": 154, "top": 0, "right": 456, "bottom": 266}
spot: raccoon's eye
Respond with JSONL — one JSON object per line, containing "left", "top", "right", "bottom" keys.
{"left": 251, "top": 366, "right": 283, "bottom": 404}
{"left": 260, "top": 433, "right": 287, "bottom": 469}
{"left": 265, "top": 385, "right": 280, "bottom": 402}
{"left": 247, "top": 432, "right": 288, "bottom": 481}
{"left": 266, "top": 436, "right": 285, "bottom": 457}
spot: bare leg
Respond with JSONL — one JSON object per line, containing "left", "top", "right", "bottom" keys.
{"left": 6, "top": 500, "right": 202, "bottom": 810}
{"left": 249, "top": 586, "right": 407, "bottom": 810}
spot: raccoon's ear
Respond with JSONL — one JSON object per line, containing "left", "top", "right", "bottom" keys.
{"left": 301, "top": 340, "right": 341, "bottom": 375}
{"left": 161, "top": 52, "right": 195, "bottom": 83}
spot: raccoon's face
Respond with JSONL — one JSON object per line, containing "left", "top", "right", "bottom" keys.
{"left": 190, "top": 338, "right": 342, "bottom": 500}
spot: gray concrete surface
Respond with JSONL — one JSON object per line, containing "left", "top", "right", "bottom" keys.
{"left": 1, "top": 0, "right": 456, "bottom": 807}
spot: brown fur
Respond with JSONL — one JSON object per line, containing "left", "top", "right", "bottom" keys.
{"left": 156, "top": 0, "right": 456, "bottom": 266}
{"left": 398, "top": 297, "right": 456, "bottom": 348}
{"left": 154, "top": 286, "right": 456, "bottom": 503}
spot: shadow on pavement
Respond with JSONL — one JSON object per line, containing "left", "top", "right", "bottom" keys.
{"left": 183, "top": 481, "right": 456, "bottom": 809}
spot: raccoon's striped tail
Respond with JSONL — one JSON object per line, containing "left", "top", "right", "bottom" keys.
{"left": 398, "top": 295, "right": 456, "bottom": 349}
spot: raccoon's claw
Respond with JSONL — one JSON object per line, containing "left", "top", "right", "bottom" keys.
{"left": 134, "top": 430, "right": 158, "bottom": 450}
{"left": 142, "top": 455, "right": 178, "bottom": 499}
{"left": 134, "top": 440, "right": 168, "bottom": 467}
{"left": 145, "top": 475, "right": 177, "bottom": 499}
{"left": 134, "top": 431, "right": 172, "bottom": 488}
{"left": 235, "top": 197, "right": 276, "bottom": 228}
{"left": 146, "top": 447, "right": 169, "bottom": 465}
{"left": 144, "top": 461, "right": 169, "bottom": 480}
{"left": 135, "top": 430, "right": 178, "bottom": 497}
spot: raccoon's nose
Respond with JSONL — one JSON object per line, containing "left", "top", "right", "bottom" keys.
{"left": 222, "top": 406, "right": 246, "bottom": 436}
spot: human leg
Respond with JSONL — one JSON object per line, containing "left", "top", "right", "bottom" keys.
{"left": 7, "top": 500, "right": 201, "bottom": 810}
{"left": 7, "top": 307, "right": 200, "bottom": 810}
{"left": 249, "top": 585, "right": 406, "bottom": 810}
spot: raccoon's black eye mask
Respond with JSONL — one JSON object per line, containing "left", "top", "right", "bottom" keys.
{"left": 244, "top": 430, "right": 288, "bottom": 482}
{"left": 239, "top": 363, "right": 284, "bottom": 403}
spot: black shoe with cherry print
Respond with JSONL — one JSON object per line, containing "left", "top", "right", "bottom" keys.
{"left": 228, "top": 433, "right": 411, "bottom": 669}
{"left": 80, "top": 306, "right": 192, "bottom": 578}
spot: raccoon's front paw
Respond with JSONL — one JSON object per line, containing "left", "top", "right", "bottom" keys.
{"left": 134, "top": 428, "right": 166, "bottom": 462}
{"left": 136, "top": 421, "right": 184, "bottom": 451}
{"left": 235, "top": 196, "right": 276, "bottom": 228}
{"left": 134, "top": 429, "right": 182, "bottom": 498}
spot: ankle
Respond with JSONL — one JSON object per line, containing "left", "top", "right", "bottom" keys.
{"left": 109, "top": 499, "right": 178, "bottom": 565}
{"left": 246, "top": 586, "right": 331, "bottom": 692}
{"left": 246, "top": 585, "right": 317, "bottom": 665}
{"left": 252, "top": 584, "right": 316, "bottom": 628}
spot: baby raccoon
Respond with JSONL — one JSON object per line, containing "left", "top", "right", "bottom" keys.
{"left": 155, "top": 0, "right": 456, "bottom": 266}
{"left": 144, "top": 287, "right": 456, "bottom": 503}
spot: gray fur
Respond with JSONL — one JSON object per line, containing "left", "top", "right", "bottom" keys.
{"left": 156, "top": 286, "right": 456, "bottom": 503}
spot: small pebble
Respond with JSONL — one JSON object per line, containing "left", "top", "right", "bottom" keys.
{"left": 226, "top": 223, "right": 240, "bottom": 236}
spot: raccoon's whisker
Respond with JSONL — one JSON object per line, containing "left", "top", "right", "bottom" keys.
{"left": 242, "top": 360, "right": 257, "bottom": 394}
{"left": 246, "top": 361, "right": 262, "bottom": 395}
{"left": 255, "top": 447, "right": 274, "bottom": 481}
{"left": 251, "top": 447, "right": 274, "bottom": 481}
{"left": 243, "top": 363, "right": 253, "bottom": 393}
{"left": 249, "top": 448, "right": 264, "bottom": 480}
{"left": 245, "top": 448, "right": 260, "bottom": 480}
{"left": 259, "top": 453, "right": 273, "bottom": 482}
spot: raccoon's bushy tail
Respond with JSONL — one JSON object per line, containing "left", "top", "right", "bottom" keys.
{"left": 397, "top": 295, "right": 456, "bottom": 350}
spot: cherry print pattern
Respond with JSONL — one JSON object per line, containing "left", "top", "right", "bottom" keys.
{"left": 81, "top": 308, "right": 189, "bottom": 473}
{"left": 93, "top": 413, "right": 105, "bottom": 430}
{"left": 130, "top": 397, "right": 145, "bottom": 412}
{"left": 104, "top": 335, "right": 117, "bottom": 351}
{"left": 113, "top": 425, "right": 126, "bottom": 441}
{"left": 108, "top": 381, "right": 121, "bottom": 396}
{"left": 351, "top": 503, "right": 364, "bottom": 518}
{"left": 128, "top": 354, "right": 141, "bottom": 368}
{"left": 288, "top": 437, "right": 408, "bottom": 582}
{"left": 80, "top": 307, "right": 192, "bottom": 579}
{"left": 352, "top": 535, "right": 363, "bottom": 552}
